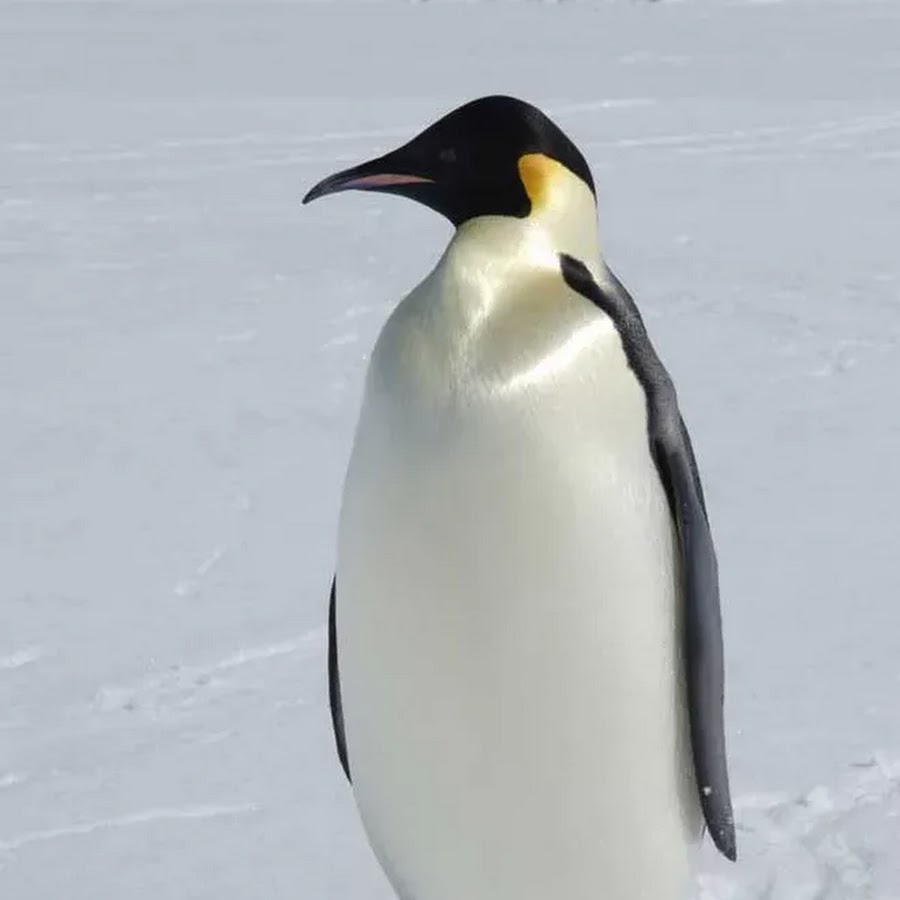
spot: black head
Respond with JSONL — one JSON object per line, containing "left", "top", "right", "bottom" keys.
{"left": 302, "top": 96, "right": 595, "bottom": 226}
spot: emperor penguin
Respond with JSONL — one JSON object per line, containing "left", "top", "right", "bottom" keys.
{"left": 303, "top": 95, "right": 736, "bottom": 900}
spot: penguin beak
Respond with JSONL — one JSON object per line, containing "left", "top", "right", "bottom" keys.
{"left": 302, "top": 149, "right": 433, "bottom": 204}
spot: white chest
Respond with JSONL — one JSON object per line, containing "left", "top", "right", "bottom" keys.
{"left": 334, "top": 237, "right": 700, "bottom": 900}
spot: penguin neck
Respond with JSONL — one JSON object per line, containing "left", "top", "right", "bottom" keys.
{"left": 435, "top": 173, "right": 602, "bottom": 326}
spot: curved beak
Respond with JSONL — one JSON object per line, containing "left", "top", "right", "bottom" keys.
{"left": 302, "top": 149, "right": 433, "bottom": 205}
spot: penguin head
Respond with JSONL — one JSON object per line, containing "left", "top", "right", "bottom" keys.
{"left": 303, "top": 96, "right": 595, "bottom": 227}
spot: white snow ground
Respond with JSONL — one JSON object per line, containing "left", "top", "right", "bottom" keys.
{"left": 1, "top": 1, "right": 899, "bottom": 897}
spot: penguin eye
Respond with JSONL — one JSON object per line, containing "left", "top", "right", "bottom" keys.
{"left": 439, "top": 147, "right": 457, "bottom": 164}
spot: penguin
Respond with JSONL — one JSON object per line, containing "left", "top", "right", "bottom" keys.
{"left": 304, "top": 95, "right": 736, "bottom": 900}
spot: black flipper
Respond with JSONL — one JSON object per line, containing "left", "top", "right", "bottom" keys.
{"left": 328, "top": 577, "right": 351, "bottom": 781}
{"left": 559, "top": 254, "right": 736, "bottom": 862}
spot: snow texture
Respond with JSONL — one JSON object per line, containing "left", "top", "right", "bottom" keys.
{"left": 1, "top": 1, "right": 899, "bottom": 897}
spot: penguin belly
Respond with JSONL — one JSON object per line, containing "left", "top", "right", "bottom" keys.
{"left": 336, "top": 331, "right": 702, "bottom": 900}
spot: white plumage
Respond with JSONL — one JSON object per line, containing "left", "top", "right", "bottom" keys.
{"left": 335, "top": 169, "right": 702, "bottom": 900}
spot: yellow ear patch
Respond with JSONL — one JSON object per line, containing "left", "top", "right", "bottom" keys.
{"left": 517, "top": 153, "right": 567, "bottom": 212}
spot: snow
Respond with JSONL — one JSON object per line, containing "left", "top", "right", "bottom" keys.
{"left": 1, "top": 0, "right": 899, "bottom": 897}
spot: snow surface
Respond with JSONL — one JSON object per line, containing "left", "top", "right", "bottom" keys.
{"left": 2, "top": 1, "right": 900, "bottom": 897}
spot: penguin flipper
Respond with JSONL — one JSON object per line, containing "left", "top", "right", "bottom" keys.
{"left": 558, "top": 254, "right": 736, "bottom": 862}
{"left": 328, "top": 577, "right": 351, "bottom": 781}
{"left": 650, "top": 414, "right": 736, "bottom": 861}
